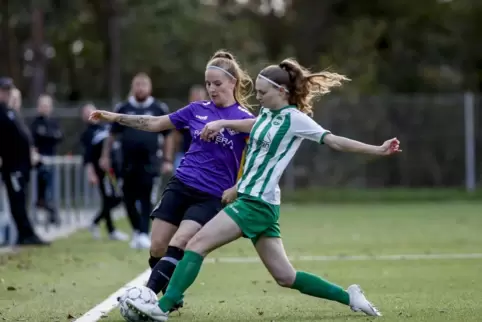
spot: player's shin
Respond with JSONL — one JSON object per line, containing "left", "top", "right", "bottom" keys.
{"left": 290, "top": 271, "right": 350, "bottom": 305}
{"left": 158, "top": 250, "right": 204, "bottom": 312}
{"left": 146, "top": 246, "right": 184, "bottom": 294}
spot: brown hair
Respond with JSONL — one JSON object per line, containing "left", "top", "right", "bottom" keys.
{"left": 206, "top": 50, "right": 253, "bottom": 109}
{"left": 259, "top": 58, "right": 350, "bottom": 115}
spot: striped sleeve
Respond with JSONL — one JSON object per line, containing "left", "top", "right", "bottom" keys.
{"left": 290, "top": 111, "right": 330, "bottom": 144}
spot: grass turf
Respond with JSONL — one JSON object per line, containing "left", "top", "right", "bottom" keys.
{"left": 1, "top": 203, "right": 482, "bottom": 321}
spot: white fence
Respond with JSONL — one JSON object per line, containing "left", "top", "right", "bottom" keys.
{"left": 0, "top": 156, "right": 101, "bottom": 245}
{"left": 0, "top": 155, "right": 163, "bottom": 246}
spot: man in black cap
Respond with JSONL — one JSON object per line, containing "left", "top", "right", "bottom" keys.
{"left": 0, "top": 77, "right": 48, "bottom": 246}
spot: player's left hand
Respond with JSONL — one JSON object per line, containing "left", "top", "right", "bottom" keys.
{"left": 161, "top": 161, "right": 173, "bottom": 174}
{"left": 222, "top": 186, "right": 237, "bottom": 204}
{"left": 201, "top": 120, "right": 224, "bottom": 141}
{"left": 378, "top": 138, "right": 401, "bottom": 155}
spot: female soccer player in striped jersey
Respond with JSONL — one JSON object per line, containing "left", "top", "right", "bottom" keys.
{"left": 127, "top": 59, "right": 401, "bottom": 321}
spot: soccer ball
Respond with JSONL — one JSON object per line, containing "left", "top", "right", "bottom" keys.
{"left": 118, "top": 286, "right": 158, "bottom": 322}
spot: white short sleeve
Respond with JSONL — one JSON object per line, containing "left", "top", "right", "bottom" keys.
{"left": 290, "top": 111, "right": 331, "bottom": 144}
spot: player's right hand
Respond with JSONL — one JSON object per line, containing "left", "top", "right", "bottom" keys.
{"left": 89, "top": 110, "right": 117, "bottom": 123}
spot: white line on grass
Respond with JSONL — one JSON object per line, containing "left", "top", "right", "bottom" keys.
{"left": 74, "top": 269, "right": 151, "bottom": 322}
{"left": 76, "top": 252, "right": 482, "bottom": 322}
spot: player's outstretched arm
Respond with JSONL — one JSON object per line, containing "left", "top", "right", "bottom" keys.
{"left": 323, "top": 133, "right": 401, "bottom": 156}
{"left": 89, "top": 110, "right": 175, "bottom": 132}
{"left": 200, "top": 119, "right": 255, "bottom": 141}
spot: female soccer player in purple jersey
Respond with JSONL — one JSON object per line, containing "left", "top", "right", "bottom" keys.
{"left": 126, "top": 58, "right": 401, "bottom": 321}
{"left": 89, "top": 50, "right": 255, "bottom": 309}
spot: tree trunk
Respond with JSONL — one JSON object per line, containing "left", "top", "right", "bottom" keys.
{"left": 30, "top": 0, "right": 46, "bottom": 101}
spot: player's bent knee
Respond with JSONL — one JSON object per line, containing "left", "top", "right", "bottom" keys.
{"left": 273, "top": 272, "right": 296, "bottom": 288}
{"left": 185, "top": 234, "right": 210, "bottom": 256}
{"left": 170, "top": 220, "right": 202, "bottom": 249}
{"left": 169, "top": 233, "right": 193, "bottom": 249}
{"left": 150, "top": 240, "right": 168, "bottom": 258}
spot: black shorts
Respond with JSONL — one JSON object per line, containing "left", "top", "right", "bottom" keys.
{"left": 151, "top": 176, "right": 222, "bottom": 227}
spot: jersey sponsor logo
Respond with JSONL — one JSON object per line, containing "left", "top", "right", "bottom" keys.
{"left": 193, "top": 128, "right": 234, "bottom": 149}
{"left": 195, "top": 115, "right": 208, "bottom": 120}
{"left": 251, "top": 132, "right": 272, "bottom": 151}
{"left": 272, "top": 115, "right": 284, "bottom": 127}
{"left": 228, "top": 205, "right": 239, "bottom": 213}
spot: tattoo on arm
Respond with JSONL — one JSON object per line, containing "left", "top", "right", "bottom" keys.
{"left": 117, "top": 115, "right": 155, "bottom": 131}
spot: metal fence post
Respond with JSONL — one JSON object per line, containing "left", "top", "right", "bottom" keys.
{"left": 464, "top": 92, "right": 476, "bottom": 192}
{"left": 74, "top": 161, "right": 82, "bottom": 222}
{"left": 29, "top": 169, "right": 39, "bottom": 225}
{"left": 64, "top": 159, "right": 72, "bottom": 225}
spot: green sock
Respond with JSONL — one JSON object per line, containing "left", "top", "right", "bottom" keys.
{"left": 158, "top": 250, "right": 204, "bottom": 312}
{"left": 291, "top": 271, "right": 350, "bottom": 305}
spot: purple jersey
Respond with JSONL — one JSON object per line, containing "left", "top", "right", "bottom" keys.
{"left": 169, "top": 100, "right": 254, "bottom": 197}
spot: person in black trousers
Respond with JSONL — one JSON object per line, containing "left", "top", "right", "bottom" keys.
{"left": 100, "top": 73, "right": 174, "bottom": 249}
{"left": 0, "top": 78, "right": 48, "bottom": 246}
{"left": 80, "top": 103, "right": 129, "bottom": 241}
{"left": 30, "top": 94, "right": 62, "bottom": 226}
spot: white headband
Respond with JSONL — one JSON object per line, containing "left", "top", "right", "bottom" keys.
{"left": 257, "top": 74, "right": 289, "bottom": 93}
{"left": 206, "top": 66, "right": 236, "bottom": 79}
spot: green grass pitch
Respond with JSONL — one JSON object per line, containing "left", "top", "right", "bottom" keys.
{"left": 1, "top": 203, "right": 482, "bottom": 321}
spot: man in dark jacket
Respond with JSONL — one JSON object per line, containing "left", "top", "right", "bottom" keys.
{"left": 101, "top": 73, "right": 174, "bottom": 249}
{"left": 0, "top": 78, "right": 48, "bottom": 246}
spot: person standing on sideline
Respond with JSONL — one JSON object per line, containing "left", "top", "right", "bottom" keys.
{"left": 30, "top": 94, "right": 62, "bottom": 226}
{"left": 172, "top": 85, "right": 208, "bottom": 171}
{"left": 0, "top": 78, "right": 48, "bottom": 246}
{"left": 101, "top": 73, "right": 175, "bottom": 249}
{"left": 80, "top": 103, "right": 129, "bottom": 241}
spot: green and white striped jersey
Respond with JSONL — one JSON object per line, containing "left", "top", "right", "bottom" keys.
{"left": 237, "top": 106, "right": 330, "bottom": 205}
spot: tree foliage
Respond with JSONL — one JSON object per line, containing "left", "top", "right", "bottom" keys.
{"left": 0, "top": 0, "right": 480, "bottom": 102}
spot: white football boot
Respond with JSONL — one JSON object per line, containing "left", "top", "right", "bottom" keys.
{"left": 347, "top": 284, "right": 382, "bottom": 316}
{"left": 125, "top": 299, "right": 169, "bottom": 321}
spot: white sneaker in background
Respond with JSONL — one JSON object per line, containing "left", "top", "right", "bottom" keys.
{"left": 109, "top": 230, "right": 129, "bottom": 241}
{"left": 137, "top": 233, "right": 151, "bottom": 249}
{"left": 347, "top": 284, "right": 382, "bottom": 317}
{"left": 89, "top": 224, "right": 101, "bottom": 240}
{"left": 129, "top": 231, "right": 140, "bottom": 249}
